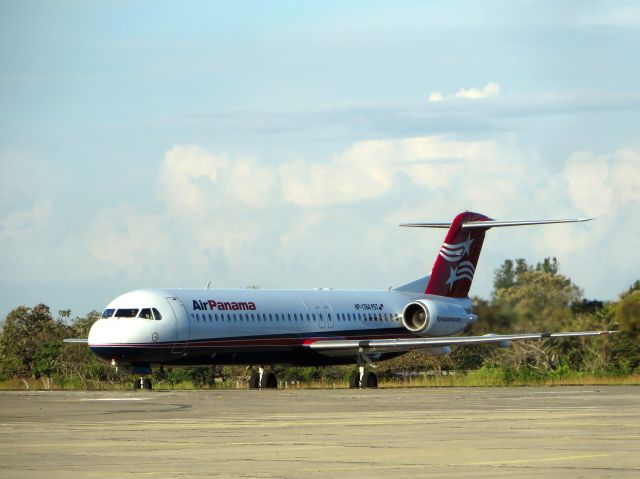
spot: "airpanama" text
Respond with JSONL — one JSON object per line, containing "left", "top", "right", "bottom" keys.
{"left": 192, "top": 300, "right": 257, "bottom": 311}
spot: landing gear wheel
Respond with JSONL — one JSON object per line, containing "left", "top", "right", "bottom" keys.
{"left": 143, "top": 378, "right": 152, "bottom": 390}
{"left": 249, "top": 371, "right": 260, "bottom": 389}
{"left": 362, "top": 372, "right": 378, "bottom": 389}
{"left": 261, "top": 372, "right": 278, "bottom": 389}
{"left": 349, "top": 371, "right": 360, "bottom": 389}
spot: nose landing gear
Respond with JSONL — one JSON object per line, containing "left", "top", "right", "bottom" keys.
{"left": 110, "top": 360, "right": 154, "bottom": 390}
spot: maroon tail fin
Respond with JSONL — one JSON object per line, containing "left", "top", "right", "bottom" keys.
{"left": 425, "top": 211, "right": 491, "bottom": 298}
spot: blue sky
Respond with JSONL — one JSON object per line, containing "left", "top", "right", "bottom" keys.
{"left": 1, "top": 1, "right": 639, "bottom": 320}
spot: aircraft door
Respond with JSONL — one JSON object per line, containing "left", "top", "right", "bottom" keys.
{"left": 324, "top": 305, "right": 334, "bottom": 329}
{"left": 315, "top": 306, "right": 325, "bottom": 329}
{"left": 166, "top": 297, "right": 189, "bottom": 354}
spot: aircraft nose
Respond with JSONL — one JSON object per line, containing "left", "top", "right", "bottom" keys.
{"left": 88, "top": 319, "right": 112, "bottom": 346}
{"left": 88, "top": 318, "right": 141, "bottom": 346}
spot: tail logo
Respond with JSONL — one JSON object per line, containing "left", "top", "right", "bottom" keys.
{"left": 439, "top": 236, "right": 474, "bottom": 262}
{"left": 439, "top": 234, "right": 475, "bottom": 290}
{"left": 446, "top": 261, "right": 476, "bottom": 288}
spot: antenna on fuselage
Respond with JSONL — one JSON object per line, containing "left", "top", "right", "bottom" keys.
{"left": 206, "top": 281, "right": 211, "bottom": 289}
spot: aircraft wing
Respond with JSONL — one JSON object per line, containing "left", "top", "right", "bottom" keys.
{"left": 304, "top": 331, "right": 615, "bottom": 356}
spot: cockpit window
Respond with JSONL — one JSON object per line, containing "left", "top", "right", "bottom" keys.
{"left": 107, "top": 307, "right": 161, "bottom": 319}
{"left": 114, "top": 308, "right": 139, "bottom": 318}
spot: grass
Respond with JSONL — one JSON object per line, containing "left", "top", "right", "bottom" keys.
{"left": 378, "top": 366, "right": 640, "bottom": 387}
{"left": 1, "top": 369, "right": 639, "bottom": 391}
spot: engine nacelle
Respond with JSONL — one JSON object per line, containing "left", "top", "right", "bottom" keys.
{"left": 402, "top": 299, "right": 475, "bottom": 336}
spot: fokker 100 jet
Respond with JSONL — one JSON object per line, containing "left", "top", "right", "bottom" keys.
{"left": 66, "top": 211, "right": 613, "bottom": 389}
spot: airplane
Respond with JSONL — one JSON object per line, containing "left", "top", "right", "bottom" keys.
{"left": 65, "top": 211, "right": 614, "bottom": 390}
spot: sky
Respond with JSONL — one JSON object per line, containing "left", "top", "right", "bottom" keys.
{"left": 1, "top": 1, "right": 639, "bottom": 320}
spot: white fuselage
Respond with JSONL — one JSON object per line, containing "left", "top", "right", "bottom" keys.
{"left": 88, "top": 287, "right": 472, "bottom": 367}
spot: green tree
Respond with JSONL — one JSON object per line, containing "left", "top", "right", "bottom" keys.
{"left": 0, "top": 304, "right": 68, "bottom": 378}
{"left": 58, "top": 311, "right": 113, "bottom": 388}
{"left": 616, "top": 281, "right": 640, "bottom": 337}
{"left": 495, "top": 265, "right": 582, "bottom": 331}
{"left": 484, "top": 258, "right": 585, "bottom": 371}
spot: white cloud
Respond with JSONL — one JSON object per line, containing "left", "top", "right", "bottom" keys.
{"left": 428, "top": 91, "right": 445, "bottom": 102}
{"left": 429, "top": 82, "right": 501, "bottom": 102}
{"left": 455, "top": 82, "right": 501, "bottom": 99}
{"left": 0, "top": 200, "right": 53, "bottom": 241}
{"left": 157, "top": 144, "right": 278, "bottom": 216}
{"left": 156, "top": 145, "right": 228, "bottom": 218}
{"left": 3, "top": 140, "right": 637, "bottom": 311}
{"left": 279, "top": 135, "right": 524, "bottom": 209}
{"left": 564, "top": 149, "right": 640, "bottom": 217}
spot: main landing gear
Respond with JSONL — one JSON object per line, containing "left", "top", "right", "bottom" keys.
{"left": 349, "top": 365, "right": 378, "bottom": 389}
{"left": 248, "top": 367, "right": 278, "bottom": 389}
{"left": 133, "top": 377, "right": 153, "bottom": 390}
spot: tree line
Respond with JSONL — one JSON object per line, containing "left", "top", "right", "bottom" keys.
{"left": 1, "top": 258, "right": 638, "bottom": 389}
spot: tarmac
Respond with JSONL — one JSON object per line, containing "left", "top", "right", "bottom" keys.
{"left": 0, "top": 386, "right": 638, "bottom": 478}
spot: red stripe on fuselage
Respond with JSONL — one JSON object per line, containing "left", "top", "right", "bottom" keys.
{"left": 91, "top": 330, "right": 416, "bottom": 349}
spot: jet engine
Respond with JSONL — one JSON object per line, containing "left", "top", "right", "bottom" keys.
{"left": 402, "top": 299, "right": 476, "bottom": 336}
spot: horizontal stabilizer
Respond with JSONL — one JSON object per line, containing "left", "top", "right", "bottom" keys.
{"left": 63, "top": 338, "right": 88, "bottom": 344}
{"left": 400, "top": 218, "right": 594, "bottom": 229}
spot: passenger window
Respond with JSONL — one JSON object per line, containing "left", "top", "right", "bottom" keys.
{"left": 102, "top": 309, "right": 115, "bottom": 318}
